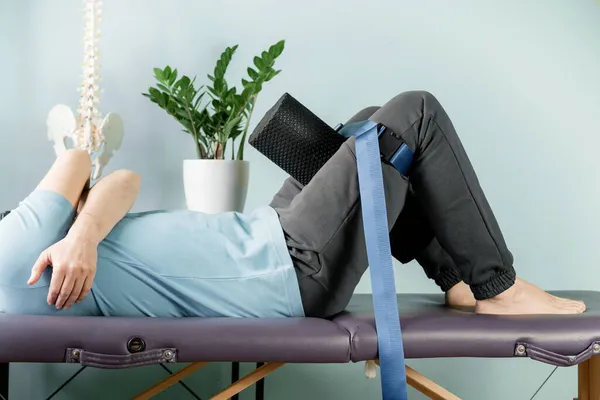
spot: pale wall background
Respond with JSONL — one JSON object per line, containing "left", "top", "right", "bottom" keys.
{"left": 1, "top": 0, "right": 599, "bottom": 399}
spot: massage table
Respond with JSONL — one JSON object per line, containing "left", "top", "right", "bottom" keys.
{"left": 1, "top": 291, "right": 599, "bottom": 400}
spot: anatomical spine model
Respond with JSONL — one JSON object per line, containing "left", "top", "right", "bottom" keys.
{"left": 47, "top": 0, "right": 124, "bottom": 180}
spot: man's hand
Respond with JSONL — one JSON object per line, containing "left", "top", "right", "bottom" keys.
{"left": 28, "top": 235, "right": 98, "bottom": 310}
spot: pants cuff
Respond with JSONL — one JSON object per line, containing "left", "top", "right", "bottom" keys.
{"left": 470, "top": 267, "right": 517, "bottom": 300}
{"left": 434, "top": 268, "right": 463, "bottom": 292}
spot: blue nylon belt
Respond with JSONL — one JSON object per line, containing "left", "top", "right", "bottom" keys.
{"left": 339, "top": 120, "right": 408, "bottom": 400}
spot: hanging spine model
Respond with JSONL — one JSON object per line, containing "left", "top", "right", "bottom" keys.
{"left": 46, "top": 0, "right": 124, "bottom": 180}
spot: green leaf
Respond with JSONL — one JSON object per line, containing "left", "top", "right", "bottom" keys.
{"left": 142, "top": 92, "right": 160, "bottom": 106}
{"left": 207, "top": 74, "right": 215, "bottom": 82}
{"left": 189, "top": 77, "right": 200, "bottom": 95}
{"left": 148, "top": 87, "right": 162, "bottom": 103}
{"left": 180, "top": 120, "right": 194, "bottom": 134}
{"left": 228, "top": 118, "right": 245, "bottom": 139}
{"left": 169, "top": 68, "right": 178, "bottom": 86}
{"left": 261, "top": 51, "right": 273, "bottom": 65}
{"left": 167, "top": 98, "right": 179, "bottom": 113}
{"left": 193, "top": 92, "right": 205, "bottom": 109}
{"left": 175, "top": 108, "right": 190, "bottom": 119}
{"left": 215, "top": 59, "right": 223, "bottom": 78}
{"left": 241, "top": 87, "right": 254, "bottom": 100}
{"left": 183, "top": 82, "right": 198, "bottom": 99}
{"left": 207, "top": 87, "right": 218, "bottom": 97}
{"left": 247, "top": 67, "right": 259, "bottom": 80}
{"left": 221, "top": 80, "right": 229, "bottom": 95}
{"left": 214, "top": 45, "right": 238, "bottom": 80}
{"left": 222, "top": 114, "right": 243, "bottom": 140}
{"left": 153, "top": 67, "right": 164, "bottom": 81}
{"left": 213, "top": 77, "right": 225, "bottom": 94}
{"left": 185, "top": 88, "right": 197, "bottom": 102}
{"left": 265, "top": 69, "right": 282, "bottom": 82}
{"left": 156, "top": 83, "right": 171, "bottom": 92}
{"left": 269, "top": 40, "right": 285, "bottom": 58}
{"left": 153, "top": 94, "right": 165, "bottom": 108}
{"left": 226, "top": 87, "right": 236, "bottom": 100}
{"left": 179, "top": 76, "right": 191, "bottom": 91}
{"left": 253, "top": 56, "right": 264, "bottom": 71}
{"left": 173, "top": 77, "right": 185, "bottom": 92}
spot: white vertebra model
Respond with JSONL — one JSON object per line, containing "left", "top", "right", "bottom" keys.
{"left": 47, "top": 0, "right": 124, "bottom": 180}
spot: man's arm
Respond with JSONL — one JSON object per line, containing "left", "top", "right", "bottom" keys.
{"left": 69, "top": 169, "right": 141, "bottom": 246}
{"left": 29, "top": 169, "right": 141, "bottom": 310}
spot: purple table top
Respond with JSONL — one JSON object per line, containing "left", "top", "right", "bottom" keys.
{"left": 335, "top": 291, "right": 600, "bottom": 364}
{"left": 0, "top": 291, "right": 598, "bottom": 367}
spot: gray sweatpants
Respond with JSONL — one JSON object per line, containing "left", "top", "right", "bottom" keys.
{"left": 270, "top": 91, "right": 516, "bottom": 318}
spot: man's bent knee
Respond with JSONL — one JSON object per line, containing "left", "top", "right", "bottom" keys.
{"left": 347, "top": 106, "right": 381, "bottom": 124}
{"left": 382, "top": 90, "right": 443, "bottom": 116}
{"left": 38, "top": 149, "right": 92, "bottom": 208}
{"left": 54, "top": 149, "right": 93, "bottom": 178}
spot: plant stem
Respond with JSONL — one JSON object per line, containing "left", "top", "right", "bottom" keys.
{"left": 184, "top": 106, "right": 204, "bottom": 159}
{"left": 237, "top": 95, "right": 257, "bottom": 161}
{"left": 215, "top": 143, "right": 224, "bottom": 159}
{"left": 195, "top": 140, "right": 204, "bottom": 159}
{"left": 162, "top": 83, "right": 205, "bottom": 159}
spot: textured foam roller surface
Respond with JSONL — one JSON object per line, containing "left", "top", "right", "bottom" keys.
{"left": 249, "top": 92, "right": 347, "bottom": 186}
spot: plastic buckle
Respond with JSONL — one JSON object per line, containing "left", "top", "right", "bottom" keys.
{"left": 377, "top": 123, "right": 414, "bottom": 176}
{"left": 335, "top": 122, "right": 414, "bottom": 176}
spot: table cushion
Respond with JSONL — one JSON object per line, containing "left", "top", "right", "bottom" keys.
{"left": 332, "top": 291, "right": 600, "bottom": 362}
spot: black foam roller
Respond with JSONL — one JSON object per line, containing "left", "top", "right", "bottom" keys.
{"left": 249, "top": 93, "right": 347, "bottom": 186}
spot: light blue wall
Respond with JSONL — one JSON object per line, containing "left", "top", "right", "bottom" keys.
{"left": 1, "top": 0, "right": 600, "bottom": 398}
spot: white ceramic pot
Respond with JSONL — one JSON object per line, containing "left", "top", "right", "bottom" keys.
{"left": 183, "top": 159, "right": 250, "bottom": 214}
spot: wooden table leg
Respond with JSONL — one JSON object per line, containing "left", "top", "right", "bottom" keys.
{"left": 578, "top": 357, "right": 600, "bottom": 400}
{"left": 133, "top": 362, "right": 208, "bottom": 400}
{"left": 210, "top": 363, "right": 284, "bottom": 400}
{"left": 579, "top": 359, "right": 590, "bottom": 400}
{"left": 373, "top": 360, "right": 460, "bottom": 400}
{"left": 590, "top": 356, "right": 600, "bottom": 399}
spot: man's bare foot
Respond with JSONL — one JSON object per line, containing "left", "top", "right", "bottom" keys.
{"left": 475, "top": 277, "right": 586, "bottom": 315}
{"left": 445, "top": 281, "right": 476, "bottom": 308}
{"left": 517, "top": 277, "right": 577, "bottom": 305}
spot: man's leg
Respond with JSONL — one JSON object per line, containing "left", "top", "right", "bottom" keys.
{"left": 346, "top": 107, "right": 475, "bottom": 306}
{"left": 270, "top": 106, "right": 476, "bottom": 310}
{"left": 370, "top": 91, "right": 584, "bottom": 314}
{"left": 0, "top": 149, "right": 98, "bottom": 315}
{"left": 391, "top": 192, "right": 477, "bottom": 307}
{"left": 36, "top": 149, "right": 92, "bottom": 209}
{"left": 272, "top": 135, "right": 410, "bottom": 317}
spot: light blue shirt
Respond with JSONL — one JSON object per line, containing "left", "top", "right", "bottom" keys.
{"left": 0, "top": 190, "right": 305, "bottom": 318}
{"left": 94, "top": 206, "right": 306, "bottom": 317}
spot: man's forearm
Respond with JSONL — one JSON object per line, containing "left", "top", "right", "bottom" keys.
{"left": 68, "top": 170, "right": 141, "bottom": 245}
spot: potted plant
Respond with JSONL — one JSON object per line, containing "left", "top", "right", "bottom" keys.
{"left": 143, "top": 40, "right": 285, "bottom": 213}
